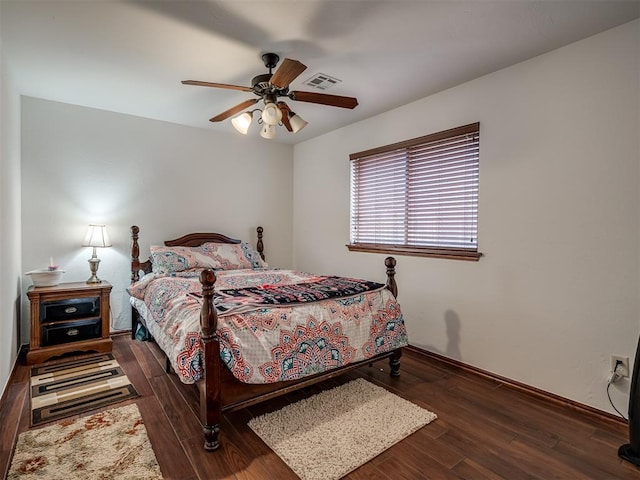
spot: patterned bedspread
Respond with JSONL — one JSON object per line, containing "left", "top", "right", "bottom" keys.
{"left": 128, "top": 269, "right": 408, "bottom": 384}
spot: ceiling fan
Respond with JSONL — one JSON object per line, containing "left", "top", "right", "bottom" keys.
{"left": 182, "top": 53, "right": 358, "bottom": 138}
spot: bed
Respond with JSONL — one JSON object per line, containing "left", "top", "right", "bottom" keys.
{"left": 129, "top": 225, "right": 408, "bottom": 450}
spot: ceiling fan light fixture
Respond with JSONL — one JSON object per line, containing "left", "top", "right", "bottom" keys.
{"left": 261, "top": 102, "right": 282, "bottom": 126}
{"left": 260, "top": 123, "right": 276, "bottom": 139}
{"left": 231, "top": 111, "right": 254, "bottom": 134}
{"left": 289, "top": 112, "right": 308, "bottom": 134}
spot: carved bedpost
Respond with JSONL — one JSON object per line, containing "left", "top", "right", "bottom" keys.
{"left": 385, "top": 256, "right": 397, "bottom": 298}
{"left": 384, "top": 256, "right": 402, "bottom": 377}
{"left": 199, "top": 268, "right": 222, "bottom": 451}
{"left": 131, "top": 226, "right": 141, "bottom": 283}
{"left": 256, "top": 226, "right": 265, "bottom": 261}
{"left": 131, "top": 226, "right": 141, "bottom": 340}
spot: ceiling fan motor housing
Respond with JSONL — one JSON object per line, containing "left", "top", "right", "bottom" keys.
{"left": 251, "top": 73, "right": 272, "bottom": 91}
{"left": 262, "top": 53, "right": 280, "bottom": 70}
{"left": 251, "top": 74, "right": 290, "bottom": 100}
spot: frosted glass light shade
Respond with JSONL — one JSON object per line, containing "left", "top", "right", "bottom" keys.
{"left": 261, "top": 102, "right": 282, "bottom": 126}
{"left": 260, "top": 123, "right": 276, "bottom": 139}
{"left": 289, "top": 113, "right": 308, "bottom": 133}
{"left": 231, "top": 112, "right": 253, "bottom": 134}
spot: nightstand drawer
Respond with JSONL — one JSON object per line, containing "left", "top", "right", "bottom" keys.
{"left": 41, "top": 317, "right": 102, "bottom": 347}
{"left": 40, "top": 297, "right": 100, "bottom": 323}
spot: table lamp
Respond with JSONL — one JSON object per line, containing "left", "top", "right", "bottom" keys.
{"left": 82, "top": 224, "right": 112, "bottom": 284}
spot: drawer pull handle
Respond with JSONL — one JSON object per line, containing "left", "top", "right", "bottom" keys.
{"left": 64, "top": 307, "right": 78, "bottom": 314}
{"left": 66, "top": 328, "right": 79, "bottom": 336}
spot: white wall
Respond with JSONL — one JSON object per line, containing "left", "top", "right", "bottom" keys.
{"left": 293, "top": 20, "right": 640, "bottom": 414}
{"left": 21, "top": 98, "right": 293, "bottom": 335}
{"left": 0, "top": 17, "right": 22, "bottom": 397}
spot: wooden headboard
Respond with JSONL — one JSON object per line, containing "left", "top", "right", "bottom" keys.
{"left": 130, "top": 225, "right": 264, "bottom": 283}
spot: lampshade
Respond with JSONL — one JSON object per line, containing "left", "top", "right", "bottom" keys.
{"left": 260, "top": 123, "right": 276, "bottom": 139}
{"left": 261, "top": 102, "right": 282, "bottom": 126}
{"left": 231, "top": 111, "right": 253, "bottom": 134}
{"left": 289, "top": 112, "right": 308, "bottom": 134}
{"left": 82, "top": 224, "right": 112, "bottom": 248}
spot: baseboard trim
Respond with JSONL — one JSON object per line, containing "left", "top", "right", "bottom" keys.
{"left": 0, "top": 344, "right": 28, "bottom": 407}
{"left": 406, "top": 345, "right": 627, "bottom": 427}
{"left": 111, "top": 330, "right": 132, "bottom": 337}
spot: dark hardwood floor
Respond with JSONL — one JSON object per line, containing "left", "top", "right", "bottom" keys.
{"left": 2, "top": 334, "right": 639, "bottom": 479}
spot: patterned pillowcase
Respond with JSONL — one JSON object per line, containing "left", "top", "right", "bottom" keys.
{"left": 205, "top": 242, "right": 268, "bottom": 271}
{"left": 150, "top": 242, "right": 267, "bottom": 274}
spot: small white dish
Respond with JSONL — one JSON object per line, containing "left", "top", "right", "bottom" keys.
{"left": 25, "top": 268, "right": 65, "bottom": 287}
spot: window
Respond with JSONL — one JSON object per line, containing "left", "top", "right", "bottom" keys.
{"left": 348, "top": 122, "right": 480, "bottom": 261}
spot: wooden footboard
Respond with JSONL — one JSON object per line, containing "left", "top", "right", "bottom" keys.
{"left": 196, "top": 255, "right": 402, "bottom": 451}
{"left": 129, "top": 225, "right": 403, "bottom": 451}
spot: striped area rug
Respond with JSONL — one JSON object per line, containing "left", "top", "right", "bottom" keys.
{"left": 30, "top": 353, "right": 139, "bottom": 426}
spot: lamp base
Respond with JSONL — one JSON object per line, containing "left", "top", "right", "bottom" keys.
{"left": 619, "top": 444, "right": 640, "bottom": 467}
{"left": 87, "top": 253, "right": 102, "bottom": 284}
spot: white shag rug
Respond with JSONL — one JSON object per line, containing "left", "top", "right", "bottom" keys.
{"left": 8, "top": 403, "right": 163, "bottom": 479}
{"left": 248, "top": 378, "right": 437, "bottom": 480}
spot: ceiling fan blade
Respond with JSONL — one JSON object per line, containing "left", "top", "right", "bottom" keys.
{"left": 209, "top": 99, "right": 258, "bottom": 122}
{"left": 269, "top": 58, "right": 307, "bottom": 88}
{"left": 289, "top": 91, "right": 358, "bottom": 109}
{"left": 277, "top": 102, "right": 293, "bottom": 132}
{"left": 182, "top": 80, "right": 253, "bottom": 92}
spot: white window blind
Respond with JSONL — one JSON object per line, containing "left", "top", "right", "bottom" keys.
{"left": 349, "top": 123, "right": 480, "bottom": 260}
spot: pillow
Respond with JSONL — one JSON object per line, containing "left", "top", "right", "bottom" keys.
{"left": 150, "top": 242, "right": 267, "bottom": 274}
{"left": 203, "top": 242, "right": 268, "bottom": 271}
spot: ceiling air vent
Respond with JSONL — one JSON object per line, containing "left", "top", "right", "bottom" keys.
{"left": 303, "top": 73, "right": 342, "bottom": 91}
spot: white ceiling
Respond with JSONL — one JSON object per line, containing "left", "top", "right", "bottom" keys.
{"left": 1, "top": 0, "right": 638, "bottom": 144}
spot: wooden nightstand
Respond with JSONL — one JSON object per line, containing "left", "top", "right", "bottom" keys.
{"left": 26, "top": 281, "right": 113, "bottom": 364}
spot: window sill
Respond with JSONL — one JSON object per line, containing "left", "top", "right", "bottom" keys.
{"left": 346, "top": 243, "right": 482, "bottom": 261}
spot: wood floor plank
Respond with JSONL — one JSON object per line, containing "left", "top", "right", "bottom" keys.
{"left": 410, "top": 382, "right": 520, "bottom": 447}
{"left": 450, "top": 382, "right": 561, "bottom": 448}
{"left": 406, "top": 428, "right": 466, "bottom": 470}
{"left": 149, "top": 374, "right": 202, "bottom": 442}
{"left": 493, "top": 436, "right": 595, "bottom": 480}
{"left": 168, "top": 368, "right": 201, "bottom": 419}
{"left": 225, "top": 408, "right": 298, "bottom": 479}
{"left": 147, "top": 339, "right": 171, "bottom": 370}
{"left": 345, "top": 461, "right": 392, "bottom": 479}
{"left": 378, "top": 453, "right": 462, "bottom": 480}
{"left": 591, "top": 422, "right": 630, "bottom": 446}
{"left": 16, "top": 382, "right": 31, "bottom": 436}
{"left": 135, "top": 395, "right": 198, "bottom": 480}
{"left": 452, "top": 458, "right": 506, "bottom": 480}
{"left": 438, "top": 429, "right": 539, "bottom": 480}
{"left": 552, "top": 437, "right": 636, "bottom": 479}
{"left": 181, "top": 427, "right": 244, "bottom": 480}
{"left": 219, "top": 416, "right": 298, "bottom": 480}
{"left": 112, "top": 334, "right": 155, "bottom": 397}
{"left": 0, "top": 382, "right": 27, "bottom": 479}
{"left": 129, "top": 336, "right": 168, "bottom": 379}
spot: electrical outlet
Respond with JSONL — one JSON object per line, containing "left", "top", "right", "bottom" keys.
{"left": 611, "top": 355, "right": 630, "bottom": 378}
